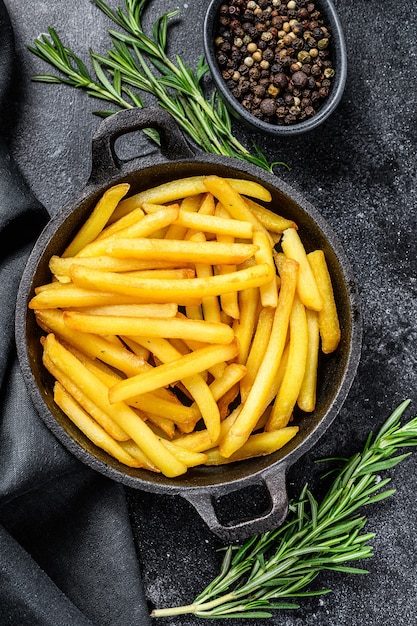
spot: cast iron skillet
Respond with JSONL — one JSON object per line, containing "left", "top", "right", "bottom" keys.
{"left": 16, "top": 106, "right": 362, "bottom": 542}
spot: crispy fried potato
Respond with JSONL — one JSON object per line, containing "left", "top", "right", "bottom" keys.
{"left": 31, "top": 176, "right": 340, "bottom": 475}
{"left": 281, "top": 227, "right": 323, "bottom": 311}
{"left": 62, "top": 183, "right": 130, "bottom": 258}
{"left": 308, "top": 249, "right": 341, "bottom": 353}
{"left": 219, "top": 258, "right": 298, "bottom": 458}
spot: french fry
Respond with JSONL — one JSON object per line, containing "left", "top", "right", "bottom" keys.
{"left": 35, "top": 309, "right": 150, "bottom": 377}
{"left": 79, "top": 303, "right": 178, "bottom": 318}
{"left": 53, "top": 383, "right": 142, "bottom": 468}
{"left": 122, "top": 437, "right": 207, "bottom": 468}
{"left": 49, "top": 254, "right": 189, "bottom": 282}
{"left": 108, "top": 340, "right": 239, "bottom": 404}
{"left": 214, "top": 203, "right": 240, "bottom": 320}
{"left": 31, "top": 175, "right": 341, "bottom": 475}
{"left": 244, "top": 197, "right": 298, "bottom": 233}
{"left": 29, "top": 284, "right": 146, "bottom": 310}
{"left": 219, "top": 258, "right": 298, "bottom": 458}
{"left": 112, "top": 176, "right": 271, "bottom": 220}
{"left": 253, "top": 229, "right": 278, "bottom": 308}
{"left": 63, "top": 311, "right": 235, "bottom": 345}
{"left": 93, "top": 205, "right": 145, "bottom": 240}
{"left": 62, "top": 183, "right": 130, "bottom": 258}
{"left": 126, "top": 335, "right": 219, "bottom": 440}
{"left": 159, "top": 439, "right": 208, "bottom": 468}
{"left": 77, "top": 205, "right": 180, "bottom": 257}
{"left": 307, "top": 249, "right": 341, "bottom": 353}
{"left": 172, "top": 405, "right": 242, "bottom": 453}
{"left": 189, "top": 232, "right": 222, "bottom": 324}
{"left": 240, "top": 306, "right": 275, "bottom": 402}
{"left": 69, "top": 343, "right": 196, "bottom": 427}
{"left": 233, "top": 286, "right": 260, "bottom": 365}
{"left": 43, "top": 352, "right": 129, "bottom": 442}
{"left": 44, "top": 333, "right": 187, "bottom": 477}
{"left": 105, "top": 237, "right": 258, "bottom": 265}
{"left": 69, "top": 262, "right": 274, "bottom": 304}
{"left": 174, "top": 209, "right": 253, "bottom": 239}
{"left": 297, "top": 308, "right": 320, "bottom": 412}
{"left": 205, "top": 427, "right": 299, "bottom": 465}
{"left": 266, "top": 294, "right": 309, "bottom": 431}
{"left": 203, "top": 175, "right": 266, "bottom": 231}
{"left": 280, "top": 227, "right": 323, "bottom": 311}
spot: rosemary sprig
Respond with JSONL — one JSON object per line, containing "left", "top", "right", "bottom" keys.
{"left": 151, "top": 399, "right": 417, "bottom": 619}
{"left": 28, "top": 0, "right": 285, "bottom": 171}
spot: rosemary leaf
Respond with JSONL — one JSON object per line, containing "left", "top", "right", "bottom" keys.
{"left": 151, "top": 400, "right": 417, "bottom": 619}
{"left": 28, "top": 0, "right": 282, "bottom": 171}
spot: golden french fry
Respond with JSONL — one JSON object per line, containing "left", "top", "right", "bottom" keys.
{"left": 112, "top": 176, "right": 272, "bottom": 221}
{"left": 253, "top": 229, "right": 278, "bottom": 308}
{"left": 280, "top": 227, "right": 323, "bottom": 311}
{"left": 70, "top": 342, "right": 196, "bottom": 427}
{"left": 128, "top": 335, "right": 219, "bottom": 440}
{"left": 297, "top": 308, "right": 320, "bottom": 412}
{"left": 43, "top": 352, "right": 129, "bottom": 441}
{"left": 115, "top": 440, "right": 161, "bottom": 472}
{"left": 203, "top": 175, "right": 266, "bottom": 231}
{"left": 188, "top": 232, "right": 222, "bottom": 324}
{"left": 208, "top": 363, "right": 247, "bottom": 402}
{"left": 240, "top": 306, "right": 275, "bottom": 402}
{"left": 233, "top": 286, "right": 260, "bottom": 365}
{"left": 44, "top": 333, "right": 187, "bottom": 477}
{"left": 174, "top": 208, "right": 253, "bottom": 239}
{"left": 214, "top": 203, "right": 240, "bottom": 320}
{"left": 307, "top": 249, "right": 341, "bottom": 353}
{"left": 69, "top": 262, "right": 274, "bottom": 304}
{"left": 29, "top": 283, "right": 150, "bottom": 310}
{"left": 172, "top": 405, "right": 242, "bottom": 453}
{"left": 244, "top": 197, "right": 298, "bottom": 233}
{"left": 159, "top": 439, "right": 208, "bottom": 467}
{"left": 49, "top": 254, "right": 189, "bottom": 282}
{"left": 266, "top": 294, "right": 309, "bottom": 431}
{"left": 62, "top": 183, "right": 130, "bottom": 258}
{"left": 205, "top": 427, "right": 299, "bottom": 465}
{"left": 105, "top": 237, "right": 258, "bottom": 265}
{"left": 93, "top": 205, "right": 145, "bottom": 240}
{"left": 35, "top": 309, "right": 149, "bottom": 377}
{"left": 53, "top": 383, "right": 142, "bottom": 467}
{"left": 219, "top": 258, "right": 298, "bottom": 458}
{"left": 77, "top": 205, "right": 180, "bottom": 258}
{"left": 79, "top": 303, "right": 178, "bottom": 318}
{"left": 108, "top": 340, "right": 239, "bottom": 404}
{"left": 63, "top": 311, "right": 235, "bottom": 345}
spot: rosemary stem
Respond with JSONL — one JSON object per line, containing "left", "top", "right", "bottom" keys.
{"left": 151, "top": 592, "right": 237, "bottom": 618}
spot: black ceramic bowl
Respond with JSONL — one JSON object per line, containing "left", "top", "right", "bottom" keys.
{"left": 204, "top": 0, "right": 347, "bottom": 136}
{"left": 16, "top": 107, "right": 361, "bottom": 541}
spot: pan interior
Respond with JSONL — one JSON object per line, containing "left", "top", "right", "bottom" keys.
{"left": 19, "top": 158, "right": 360, "bottom": 493}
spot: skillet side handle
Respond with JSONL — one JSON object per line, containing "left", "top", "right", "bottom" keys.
{"left": 182, "top": 468, "right": 289, "bottom": 543}
{"left": 89, "top": 106, "right": 195, "bottom": 184}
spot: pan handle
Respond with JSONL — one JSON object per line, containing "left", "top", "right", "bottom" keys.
{"left": 182, "top": 467, "right": 288, "bottom": 542}
{"left": 88, "top": 106, "right": 195, "bottom": 185}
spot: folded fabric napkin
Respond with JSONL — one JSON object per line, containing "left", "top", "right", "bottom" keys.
{"left": 0, "top": 3, "right": 151, "bottom": 623}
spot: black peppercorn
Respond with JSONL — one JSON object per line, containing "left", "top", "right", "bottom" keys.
{"left": 260, "top": 98, "right": 276, "bottom": 116}
{"left": 291, "top": 70, "right": 309, "bottom": 88}
{"left": 213, "top": 0, "right": 335, "bottom": 126}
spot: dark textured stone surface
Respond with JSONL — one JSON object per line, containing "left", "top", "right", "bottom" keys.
{"left": 4, "top": 0, "right": 417, "bottom": 624}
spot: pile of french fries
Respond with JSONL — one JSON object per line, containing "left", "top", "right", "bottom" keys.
{"left": 29, "top": 174, "right": 340, "bottom": 478}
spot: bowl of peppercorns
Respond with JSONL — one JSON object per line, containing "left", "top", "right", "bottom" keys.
{"left": 204, "top": 0, "right": 347, "bottom": 135}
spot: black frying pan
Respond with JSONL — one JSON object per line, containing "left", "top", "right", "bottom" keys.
{"left": 16, "top": 106, "right": 362, "bottom": 542}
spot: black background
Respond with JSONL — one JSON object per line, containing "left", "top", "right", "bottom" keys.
{"left": 3, "top": 1, "right": 417, "bottom": 624}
